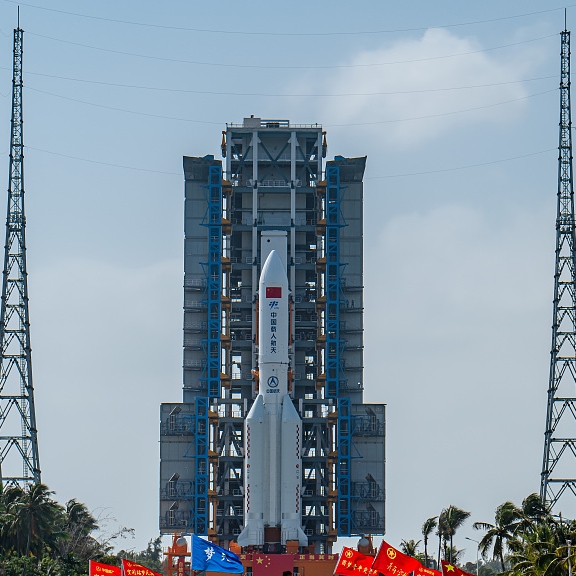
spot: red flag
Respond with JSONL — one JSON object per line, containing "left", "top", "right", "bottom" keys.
{"left": 334, "top": 547, "right": 377, "bottom": 576}
{"left": 253, "top": 553, "right": 293, "bottom": 576}
{"left": 441, "top": 561, "right": 476, "bottom": 576}
{"left": 89, "top": 561, "right": 121, "bottom": 576}
{"left": 121, "top": 559, "right": 162, "bottom": 576}
{"left": 415, "top": 565, "right": 442, "bottom": 576}
{"left": 372, "top": 541, "right": 421, "bottom": 576}
{"left": 266, "top": 287, "right": 282, "bottom": 298}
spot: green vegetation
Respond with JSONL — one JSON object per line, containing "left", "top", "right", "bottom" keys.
{"left": 0, "top": 482, "right": 160, "bottom": 575}
{"left": 440, "top": 505, "right": 471, "bottom": 564}
{"left": 410, "top": 494, "right": 576, "bottom": 576}
{"left": 422, "top": 516, "right": 439, "bottom": 569}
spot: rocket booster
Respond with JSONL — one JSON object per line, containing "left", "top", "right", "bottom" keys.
{"left": 237, "top": 250, "right": 308, "bottom": 547}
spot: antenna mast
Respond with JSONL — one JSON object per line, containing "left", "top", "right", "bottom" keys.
{"left": 541, "top": 27, "right": 576, "bottom": 509}
{"left": 0, "top": 25, "right": 40, "bottom": 488}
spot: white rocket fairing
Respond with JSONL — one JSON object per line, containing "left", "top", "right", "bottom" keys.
{"left": 237, "top": 250, "right": 308, "bottom": 547}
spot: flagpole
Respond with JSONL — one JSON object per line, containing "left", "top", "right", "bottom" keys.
{"left": 189, "top": 535, "right": 193, "bottom": 576}
{"left": 333, "top": 549, "right": 345, "bottom": 575}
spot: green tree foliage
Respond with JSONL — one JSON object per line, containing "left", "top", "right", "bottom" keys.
{"left": 0, "top": 482, "right": 156, "bottom": 576}
{"left": 117, "top": 537, "right": 163, "bottom": 573}
{"left": 438, "top": 505, "right": 471, "bottom": 564}
{"left": 422, "top": 516, "right": 438, "bottom": 569}
{"left": 473, "top": 501, "right": 523, "bottom": 571}
{"left": 400, "top": 539, "right": 422, "bottom": 558}
{"left": 471, "top": 493, "right": 576, "bottom": 576}
{"left": 406, "top": 494, "right": 572, "bottom": 576}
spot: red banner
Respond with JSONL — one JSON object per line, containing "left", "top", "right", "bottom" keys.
{"left": 239, "top": 554, "right": 338, "bottom": 561}
{"left": 89, "top": 561, "right": 121, "bottom": 576}
{"left": 253, "top": 554, "right": 294, "bottom": 576}
{"left": 372, "top": 541, "right": 422, "bottom": 576}
{"left": 441, "top": 561, "right": 476, "bottom": 576}
{"left": 334, "top": 547, "right": 377, "bottom": 576}
{"left": 121, "top": 559, "right": 162, "bottom": 576}
{"left": 415, "top": 565, "right": 442, "bottom": 576}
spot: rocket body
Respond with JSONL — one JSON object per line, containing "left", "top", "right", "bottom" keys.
{"left": 237, "top": 250, "right": 307, "bottom": 547}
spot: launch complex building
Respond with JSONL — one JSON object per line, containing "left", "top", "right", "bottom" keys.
{"left": 159, "top": 117, "right": 386, "bottom": 553}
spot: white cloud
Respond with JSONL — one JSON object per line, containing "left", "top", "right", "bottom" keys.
{"left": 290, "top": 28, "right": 543, "bottom": 147}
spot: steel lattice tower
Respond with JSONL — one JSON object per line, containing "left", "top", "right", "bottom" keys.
{"left": 541, "top": 28, "right": 576, "bottom": 510}
{"left": 0, "top": 27, "right": 40, "bottom": 488}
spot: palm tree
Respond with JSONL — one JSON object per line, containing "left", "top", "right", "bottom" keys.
{"left": 440, "top": 505, "right": 470, "bottom": 563}
{"left": 422, "top": 516, "right": 438, "bottom": 568}
{"left": 444, "top": 546, "right": 464, "bottom": 565}
{"left": 401, "top": 539, "right": 422, "bottom": 558}
{"left": 58, "top": 499, "right": 99, "bottom": 559}
{"left": 514, "top": 493, "right": 550, "bottom": 534}
{"left": 473, "top": 501, "right": 522, "bottom": 571}
{"left": 437, "top": 519, "right": 445, "bottom": 568}
{"left": 505, "top": 518, "right": 570, "bottom": 576}
{"left": 0, "top": 484, "right": 24, "bottom": 553}
{"left": 11, "top": 482, "right": 64, "bottom": 555}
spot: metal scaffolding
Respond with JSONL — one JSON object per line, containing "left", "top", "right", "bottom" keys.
{"left": 0, "top": 27, "right": 40, "bottom": 488}
{"left": 160, "top": 120, "right": 385, "bottom": 551}
{"left": 541, "top": 28, "right": 576, "bottom": 509}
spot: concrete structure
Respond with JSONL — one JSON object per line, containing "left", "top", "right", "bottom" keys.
{"left": 160, "top": 117, "right": 385, "bottom": 553}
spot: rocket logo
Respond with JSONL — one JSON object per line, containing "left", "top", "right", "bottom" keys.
{"left": 267, "top": 376, "right": 279, "bottom": 388}
{"left": 266, "top": 286, "right": 282, "bottom": 298}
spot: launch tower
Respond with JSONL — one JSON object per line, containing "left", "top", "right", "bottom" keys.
{"left": 160, "top": 118, "right": 385, "bottom": 552}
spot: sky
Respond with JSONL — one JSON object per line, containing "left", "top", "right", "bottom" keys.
{"left": 0, "top": 0, "right": 570, "bottom": 563}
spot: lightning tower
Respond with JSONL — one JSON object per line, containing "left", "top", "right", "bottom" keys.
{"left": 541, "top": 27, "right": 576, "bottom": 510}
{"left": 0, "top": 26, "right": 40, "bottom": 488}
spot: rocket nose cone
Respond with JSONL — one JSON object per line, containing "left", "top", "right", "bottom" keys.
{"left": 261, "top": 249, "right": 287, "bottom": 278}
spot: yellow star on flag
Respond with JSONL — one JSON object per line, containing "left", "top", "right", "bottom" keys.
{"left": 446, "top": 565, "right": 455, "bottom": 572}
{"left": 256, "top": 558, "right": 264, "bottom": 564}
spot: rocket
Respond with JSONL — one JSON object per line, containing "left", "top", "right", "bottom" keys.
{"left": 237, "top": 250, "right": 308, "bottom": 548}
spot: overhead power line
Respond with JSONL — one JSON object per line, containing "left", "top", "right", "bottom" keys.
{"left": 328, "top": 89, "right": 555, "bottom": 126}
{"left": 16, "top": 69, "right": 555, "bottom": 98}
{"left": 26, "top": 31, "right": 557, "bottom": 70}
{"left": 26, "top": 145, "right": 555, "bottom": 179}
{"left": 26, "top": 146, "right": 181, "bottom": 175}
{"left": 26, "top": 87, "right": 221, "bottom": 124}
{"left": 365, "top": 148, "right": 555, "bottom": 178}
{"left": 9, "top": 1, "right": 575, "bottom": 36}
{"left": 25, "top": 86, "right": 555, "bottom": 126}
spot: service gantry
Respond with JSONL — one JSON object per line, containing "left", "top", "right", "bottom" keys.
{"left": 159, "top": 118, "right": 385, "bottom": 552}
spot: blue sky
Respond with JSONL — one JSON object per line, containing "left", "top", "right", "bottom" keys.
{"left": 0, "top": 0, "right": 569, "bottom": 561}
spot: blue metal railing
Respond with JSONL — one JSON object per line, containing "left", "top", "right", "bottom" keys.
{"left": 323, "top": 165, "right": 353, "bottom": 535}
{"left": 189, "top": 397, "right": 209, "bottom": 534}
{"left": 184, "top": 165, "right": 223, "bottom": 535}
{"left": 201, "top": 165, "right": 223, "bottom": 398}
{"left": 338, "top": 398, "right": 352, "bottom": 535}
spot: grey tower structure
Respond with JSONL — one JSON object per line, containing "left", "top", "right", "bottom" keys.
{"left": 160, "top": 118, "right": 385, "bottom": 552}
